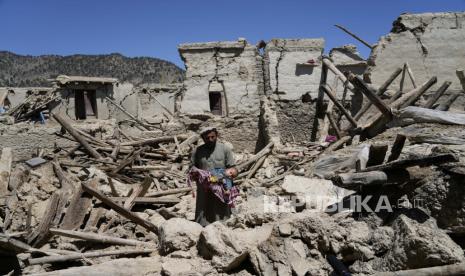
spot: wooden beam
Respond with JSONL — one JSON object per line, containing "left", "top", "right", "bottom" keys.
{"left": 354, "top": 67, "right": 402, "bottom": 120}
{"left": 109, "top": 197, "right": 181, "bottom": 205}
{"left": 423, "top": 81, "right": 452, "bottom": 108}
{"left": 376, "top": 262, "right": 465, "bottom": 276}
{"left": 49, "top": 228, "right": 154, "bottom": 247}
{"left": 236, "top": 142, "right": 273, "bottom": 172}
{"left": 28, "top": 249, "right": 156, "bottom": 265}
{"left": 387, "top": 134, "right": 407, "bottom": 162}
{"left": 0, "top": 148, "right": 13, "bottom": 196}
{"left": 120, "top": 134, "right": 188, "bottom": 147}
{"left": 52, "top": 113, "right": 102, "bottom": 159}
{"left": 60, "top": 178, "right": 98, "bottom": 230}
{"left": 145, "top": 187, "right": 192, "bottom": 197}
{"left": 27, "top": 192, "right": 62, "bottom": 247}
{"left": 405, "top": 62, "right": 417, "bottom": 88}
{"left": 348, "top": 74, "right": 392, "bottom": 120}
{"left": 334, "top": 24, "right": 373, "bottom": 49}
{"left": 322, "top": 58, "right": 355, "bottom": 90}
{"left": 321, "top": 85, "right": 358, "bottom": 128}
{"left": 392, "top": 106, "right": 465, "bottom": 126}
{"left": 124, "top": 177, "right": 152, "bottom": 210}
{"left": 436, "top": 91, "right": 463, "bottom": 111}
{"left": 366, "top": 144, "right": 388, "bottom": 167}
{"left": 81, "top": 182, "right": 158, "bottom": 233}
{"left": 361, "top": 153, "right": 458, "bottom": 172}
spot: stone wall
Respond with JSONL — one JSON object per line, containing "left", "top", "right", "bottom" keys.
{"left": 366, "top": 12, "right": 465, "bottom": 110}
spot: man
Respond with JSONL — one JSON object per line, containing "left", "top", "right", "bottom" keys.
{"left": 191, "top": 127, "right": 235, "bottom": 226}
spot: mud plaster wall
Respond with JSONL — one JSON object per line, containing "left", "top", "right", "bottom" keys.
{"left": 366, "top": 12, "right": 465, "bottom": 110}
{"left": 52, "top": 82, "right": 136, "bottom": 121}
{"left": 265, "top": 38, "right": 325, "bottom": 100}
{"left": 178, "top": 40, "right": 263, "bottom": 116}
{"left": 138, "top": 90, "right": 176, "bottom": 119}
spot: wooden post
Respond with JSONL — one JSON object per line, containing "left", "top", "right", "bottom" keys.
{"left": 81, "top": 182, "right": 158, "bottom": 233}
{"left": 60, "top": 178, "right": 98, "bottom": 230}
{"left": 387, "top": 134, "right": 407, "bottom": 162}
{"left": 348, "top": 74, "right": 392, "bottom": 120}
{"left": 423, "top": 81, "right": 452, "bottom": 108}
{"left": 120, "top": 134, "right": 188, "bottom": 147}
{"left": 354, "top": 67, "right": 402, "bottom": 120}
{"left": 322, "top": 58, "right": 355, "bottom": 90}
{"left": 405, "top": 62, "right": 417, "bottom": 88}
{"left": 52, "top": 113, "right": 102, "bottom": 159}
{"left": 361, "top": 153, "right": 458, "bottom": 172}
{"left": 0, "top": 148, "right": 13, "bottom": 196}
{"left": 312, "top": 58, "right": 329, "bottom": 141}
{"left": 321, "top": 85, "right": 358, "bottom": 128}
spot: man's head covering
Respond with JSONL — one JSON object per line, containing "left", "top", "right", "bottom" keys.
{"left": 199, "top": 126, "right": 217, "bottom": 136}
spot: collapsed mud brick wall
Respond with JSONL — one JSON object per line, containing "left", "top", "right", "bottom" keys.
{"left": 366, "top": 12, "right": 465, "bottom": 110}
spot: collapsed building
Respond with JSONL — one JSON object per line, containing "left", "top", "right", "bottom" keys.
{"left": 1, "top": 11, "right": 465, "bottom": 276}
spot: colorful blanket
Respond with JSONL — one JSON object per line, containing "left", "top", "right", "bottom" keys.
{"left": 187, "top": 166, "right": 239, "bottom": 207}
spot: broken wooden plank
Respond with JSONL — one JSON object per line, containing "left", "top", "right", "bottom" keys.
{"left": 109, "top": 197, "right": 181, "bottom": 205}
{"left": 321, "top": 85, "right": 358, "bottom": 128}
{"left": 111, "top": 148, "right": 144, "bottom": 174}
{"left": 52, "top": 113, "right": 102, "bottom": 159}
{"left": 334, "top": 24, "right": 373, "bottom": 49}
{"left": 323, "top": 136, "right": 352, "bottom": 154}
{"left": 27, "top": 192, "right": 62, "bottom": 247}
{"left": 145, "top": 187, "right": 192, "bottom": 197}
{"left": 0, "top": 147, "right": 13, "bottom": 196}
{"left": 348, "top": 74, "right": 392, "bottom": 120}
{"left": 387, "top": 134, "right": 407, "bottom": 162}
{"left": 246, "top": 155, "right": 267, "bottom": 180}
{"left": 81, "top": 182, "right": 158, "bottom": 233}
{"left": 354, "top": 67, "right": 402, "bottom": 121}
{"left": 361, "top": 153, "right": 458, "bottom": 172}
{"left": 327, "top": 112, "right": 342, "bottom": 139}
{"left": 377, "top": 262, "right": 465, "bottom": 276}
{"left": 366, "top": 144, "right": 388, "bottom": 167}
{"left": 436, "top": 91, "right": 463, "bottom": 111}
{"left": 333, "top": 169, "right": 410, "bottom": 188}
{"left": 49, "top": 228, "right": 154, "bottom": 247}
{"left": 362, "top": 77, "right": 437, "bottom": 138}
{"left": 312, "top": 57, "right": 329, "bottom": 141}
{"left": 124, "top": 177, "right": 152, "bottom": 210}
{"left": 236, "top": 142, "right": 274, "bottom": 171}
{"left": 60, "top": 178, "right": 98, "bottom": 230}
{"left": 391, "top": 106, "right": 465, "bottom": 127}
{"left": 423, "top": 81, "right": 452, "bottom": 108}
{"left": 28, "top": 248, "right": 156, "bottom": 265}
{"left": 120, "top": 134, "right": 188, "bottom": 147}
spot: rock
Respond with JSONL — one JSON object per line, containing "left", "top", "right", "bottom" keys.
{"left": 278, "top": 223, "right": 292, "bottom": 237}
{"left": 161, "top": 257, "right": 215, "bottom": 276}
{"left": 197, "top": 221, "right": 273, "bottom": 271}
{"left": 372, "top": 214, "right": 464, "bottom": 272}
{"left": 158, "top": 218, "right": 203, "bottom": 255}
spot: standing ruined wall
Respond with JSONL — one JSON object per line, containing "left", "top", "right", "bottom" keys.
{"left": 265, "top": 38, "right": 324, "bottom": 100}
{"left": 177, "top": 39, "right": 263, "bottom": 152}
{"left": 178, "top": 39, "right": 262, "bottom": 115}
{"left": 366, "top": 12, "right": 465, "bottom": 110}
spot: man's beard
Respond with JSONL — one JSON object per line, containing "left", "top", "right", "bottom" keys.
{"left": 205, "top": 140, "right": 216, "bottom": 148}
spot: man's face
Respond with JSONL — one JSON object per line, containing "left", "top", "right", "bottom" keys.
{"left": 203, "top": 131, "right": 217, "bottom": 146}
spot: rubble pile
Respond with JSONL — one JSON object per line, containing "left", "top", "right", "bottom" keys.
{"left": 1, "top": 10, "right": 465, "bottom": 276}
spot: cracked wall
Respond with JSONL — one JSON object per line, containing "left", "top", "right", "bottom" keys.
{"left": 366, "top": 12, "right": 465, "bottom": 110}
{"left": 178, "top": 39, "right": 263, "bottom": 116}
{"left": 265, "top": 38, "right": 325, "bottom": 100}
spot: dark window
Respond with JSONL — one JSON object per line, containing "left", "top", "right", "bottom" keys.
{"left": 209, "top": 92, "right": 222, "bottom": 115}
{"left": 75, "top": 90, "right": 97, "bottom": 120}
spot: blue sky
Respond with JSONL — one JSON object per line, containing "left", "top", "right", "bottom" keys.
{"left": 1, "top": 0, "right": 464, "bottom": 68}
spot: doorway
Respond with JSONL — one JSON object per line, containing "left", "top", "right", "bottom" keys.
{"left": 75, "top": 90, "right": 97, "bottom": 120}
{"left": 209, "top": 92, "right": 222, "bottom": 115}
